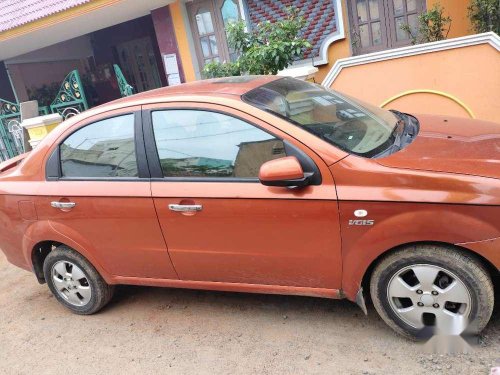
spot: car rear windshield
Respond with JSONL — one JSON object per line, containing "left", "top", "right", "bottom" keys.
{"left": 242, "top": 78, "right": 399, "bottom": 157}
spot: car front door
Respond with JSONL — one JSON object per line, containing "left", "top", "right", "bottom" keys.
{"left": 38, "top": 106, "right": 178, "bottom": 280}
{"left": 143, "top": 102, "right": 342, "bottom": 289}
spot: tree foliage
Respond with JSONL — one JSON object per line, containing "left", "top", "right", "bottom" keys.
{"left": 203, "top": 61, "right": 242, "bottom": 79}
{"left": 468, "top": 0, "right": 500, "bottom": 34}
{"left": 202, "top": 8, "right": 311, "bottom": 78}
{"left": 401, "top": 3, "right": 451, "bottom": 44}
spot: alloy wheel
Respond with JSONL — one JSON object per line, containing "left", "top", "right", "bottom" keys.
{"left": 51, "top": 260, "right": 92, "bottom": 306}
{"left": 387, "top": 264, "right": 472, "bottom": 334}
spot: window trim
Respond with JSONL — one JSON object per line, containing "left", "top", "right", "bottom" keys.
{"left": 186, "top": 0, "right": 248, "bottom": 74}
{"left": 46, "top": 111, "right": 148, "bottom": 182}
{"left": 348, "top": 0, "right": 426, "bottom": 56}
{"left": 142, "top": 107, "right": 321, "bottom": 184}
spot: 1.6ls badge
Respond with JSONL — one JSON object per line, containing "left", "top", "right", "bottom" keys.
{"left": 349, "top": 210, "right": 374, "bottom": 226}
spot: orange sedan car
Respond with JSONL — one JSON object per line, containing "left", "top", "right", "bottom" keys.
{"left": 0, "top": 76, "right": 498, "bottom": 339}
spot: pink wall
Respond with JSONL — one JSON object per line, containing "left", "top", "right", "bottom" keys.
{"left": 5, "top": 35, "right": 92, "bottom": 102}
{"left": 7, "top": 59, "right": 87, "bottom": 103}
{"left": 12, "top": 60, "right": 86, "bottom": 92}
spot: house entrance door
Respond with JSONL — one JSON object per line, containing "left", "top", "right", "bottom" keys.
{"left": 116, "top": 37, "right": 162, "bottom": 92}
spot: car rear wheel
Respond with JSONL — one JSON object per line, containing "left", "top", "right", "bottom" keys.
{"left": 43, "top": 245, "right": 115, "bottom": 315}
{"left": 370, "top": 245, "right": 494, "bottom": 339}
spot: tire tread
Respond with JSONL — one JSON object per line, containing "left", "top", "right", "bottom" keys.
{"left": 43, "top": 245, "right": 114, "bottom": 315}
{"left": 370, "top": 244, "right": 494, "bottom": 339}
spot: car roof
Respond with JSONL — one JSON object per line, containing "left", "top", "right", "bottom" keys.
{"left": 41, "top": 75, "right": 280, "bottom": 135}
{"left": 12, "top": 75, "right": 350, "bottom": 178}
{"left": 110, "top": 75, "right": 281, "bottom": 106}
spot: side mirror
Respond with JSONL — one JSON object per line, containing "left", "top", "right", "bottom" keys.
{"left": 259, "top": 156, "right": 312, "bottom": 188}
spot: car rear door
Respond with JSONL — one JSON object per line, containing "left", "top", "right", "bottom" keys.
{"left": 37, "top": 106, "right": 178, "bottom": 280}
{"left": 143, "top": 102, "right": 342, "bottom": 290}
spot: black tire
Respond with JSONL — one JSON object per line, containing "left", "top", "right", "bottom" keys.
{"left": 370, "top": 244, "right": 494, "bottom": 340}
{"left": 43, "top": 245, "right": 115, "bottom": 315}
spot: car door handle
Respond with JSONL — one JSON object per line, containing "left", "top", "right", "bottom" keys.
{"left": 51, "top": 201, "right": 77, "bottom": 210}
{"left": 168, "top": 204, "right": 203, "bottom": 212}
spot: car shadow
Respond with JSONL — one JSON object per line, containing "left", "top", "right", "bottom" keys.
{"left": 105, "top": 283, "right": 500, "bottom": 344}
{"left": 109, "top": 284, "right": 361, "bottom": 316}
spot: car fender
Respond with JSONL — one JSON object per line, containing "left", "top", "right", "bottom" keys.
{"left": 340, "top": 203, "right": 499, "bottom": 301}
{"left": 23, "top": 220, "right": 114, "bottom": 283}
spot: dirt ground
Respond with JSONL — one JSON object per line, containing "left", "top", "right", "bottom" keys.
{"left": 0, "top": 252, "right": 498, "bottom": 375}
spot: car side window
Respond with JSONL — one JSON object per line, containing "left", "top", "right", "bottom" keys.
{"left": 151, "top": 110, "right": 286, "bottom": 178}
{"left": 60, "top": 114, "right": 138, "bottom": 178}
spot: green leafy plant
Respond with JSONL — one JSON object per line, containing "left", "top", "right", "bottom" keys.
{"left": 401, "top": 3, "right": 452, "bottom": 44}
{"left": 203, "top": 61, "right": 242, "bottom": 79}
{"left": 468, "top": 0, "right": 500, "bottom": 34}
{"left": 202, "top": 7, "right": 311, "bottom": 78}
{"left": 27, "top": 82, "right": 60, "bottom": 107}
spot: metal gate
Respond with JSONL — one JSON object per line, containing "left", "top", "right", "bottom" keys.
{"left": 0, "top": 68, "right": 128, "bottom": 162}
{"left": 50, "top": 70, "right": 89, "bottom": 119}
{"left": 0, "top": 99, "right": 22, "bottom": 162}
{"left": 114, "top": 64, "right": 134, "bottom": 97}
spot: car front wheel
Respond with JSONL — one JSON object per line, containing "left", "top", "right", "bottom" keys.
{"left": 43, "top": 245, "right": 115, "bottom": 315}
{"left": 370, "top": 245, "right": 494, "bottom": 339}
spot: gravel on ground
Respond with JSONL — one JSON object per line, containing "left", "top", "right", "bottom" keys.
{"left": 0, "top": 252, "right": 498, "bottom": 375}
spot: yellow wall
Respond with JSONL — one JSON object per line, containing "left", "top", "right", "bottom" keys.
{"left": 315, "top": 0, "right": 352, "bottom": 83}
{"left": 327, "top": 43, "right": 500, "bottom": 123}
{"left": 169, "top": 1, "right": 197, "bottom": 82}
{"left": 427, "top": 0, "right": 472, "bottom": 38}
{"left": 0, "top": 0, "right": 475, "bottom": 86}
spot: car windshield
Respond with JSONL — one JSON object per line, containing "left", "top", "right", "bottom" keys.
{"left": 243, "top": 77, "right": 400, "bottom": 158}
